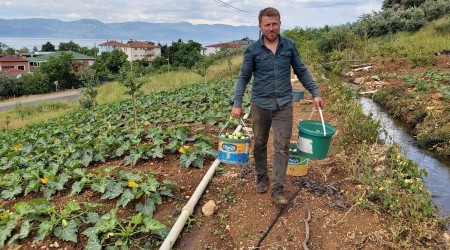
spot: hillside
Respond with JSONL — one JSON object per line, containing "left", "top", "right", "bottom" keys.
{"left": 0, "top": 18, "right": 259, "bottom": 44}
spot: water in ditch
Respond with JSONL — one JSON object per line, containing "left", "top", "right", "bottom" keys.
{"left": 359, "top": 97, "right": 450, "bottom": 217}
{"left": 326, "top": 72, "right": 450, "bottom": 218}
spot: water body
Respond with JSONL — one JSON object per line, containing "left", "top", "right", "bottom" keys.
{"left": 0, "top": 37, "right": 107, "bottom": 50}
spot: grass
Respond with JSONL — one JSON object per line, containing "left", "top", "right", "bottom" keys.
{"left": 325, "top": 72, "right": 448, "bottom": 248}
{"left": 0, "top": 70, "right": 204, "bottom": 129}
{"left": 367, "top": 16, "right": 450, "bottom": 60}
{"left": 0, "top": 100, "right": 76, "bottom": 130}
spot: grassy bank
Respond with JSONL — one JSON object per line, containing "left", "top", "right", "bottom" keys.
{"left": 324, "top": 72, "right": 448, "bottom": 248}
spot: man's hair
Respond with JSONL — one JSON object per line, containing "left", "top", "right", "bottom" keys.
{"left": 258, "top": 7, "right": 280, "bottom": 24}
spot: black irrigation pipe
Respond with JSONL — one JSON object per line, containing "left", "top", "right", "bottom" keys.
{"left": 256, "top": 186, "right": 302, "bottom": 248}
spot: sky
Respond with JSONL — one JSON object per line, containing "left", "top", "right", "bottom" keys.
{"left": 0, "top": 0, "right": 383, "bottom": 29}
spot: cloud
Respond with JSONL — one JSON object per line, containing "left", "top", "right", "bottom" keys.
{"left": 0, "top": 0, "right": 383, "bottom": 28}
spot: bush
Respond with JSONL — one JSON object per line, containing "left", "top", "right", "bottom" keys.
{"left": 21, "top": 72, "right": 51, "bottom": 95}
{"left": 0, "top": 74, "right": 21, "bottom": 99}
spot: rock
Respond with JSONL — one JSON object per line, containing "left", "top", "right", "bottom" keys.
{"left": 345, "top": 71, "right": 355, "bottom": 77}
{"left": 202, "top": 200, "right": 217, "bottom": 216}
{"left": 432, "top": 92, "right": 443, "bottom": 100}
{"left": 354, "top": 77, "right": 365, "bottom": 84}
{"left": 370, "top": 75, "right": 380, "bottom": 81}
{"left": 53, "top": 242, "right": 59, "bottom": 248}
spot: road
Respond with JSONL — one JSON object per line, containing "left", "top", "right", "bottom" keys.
{"left": 0, "top": 90, "right": 81, "bottom": 112}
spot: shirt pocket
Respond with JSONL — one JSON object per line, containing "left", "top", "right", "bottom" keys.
{"left": 255, "top": 53, "right": 272, "bottom": 71}
{"left": 279, "top": 51, "right": 292, "bottom": 63}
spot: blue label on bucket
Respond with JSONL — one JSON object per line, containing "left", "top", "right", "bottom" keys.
{"left": 222, "top": 143, "right": 237, "bottom": 152}
{"left": 289, "top": 157, "right": 301, "bottom": 164}
{"left": 218, "top": 151, "right": 249, "bottom": 165}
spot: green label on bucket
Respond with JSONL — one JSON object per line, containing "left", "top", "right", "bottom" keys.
{"left": 298, "top": 137, "right": 313, "bottom": 154}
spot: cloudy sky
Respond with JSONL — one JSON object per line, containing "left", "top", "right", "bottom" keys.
{"left": 0, "top": 0, "right": 383, "bottom": 29}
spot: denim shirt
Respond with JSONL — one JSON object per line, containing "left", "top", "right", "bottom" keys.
{"left": 233, "top": 35, "right": 320, "bottom": 111}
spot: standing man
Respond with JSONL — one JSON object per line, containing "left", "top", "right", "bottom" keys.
{"left": 231, "top": 7, "right": 324, "bottom": 205}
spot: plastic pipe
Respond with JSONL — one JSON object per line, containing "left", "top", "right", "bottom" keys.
{"left": 160, "top": 112, "right": 250, "bottom": 250}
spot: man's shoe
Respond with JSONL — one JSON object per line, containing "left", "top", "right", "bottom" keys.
{"left": 271, "top": 188, "right": 289, "bottom": 205}
{"left": 256, "top": 175, "right": 269, "bottom": 193}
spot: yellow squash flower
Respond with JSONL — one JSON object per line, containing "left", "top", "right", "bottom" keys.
{"left": 12, "top": 142, "right": 22, "bottom": 151}
{"left": 40, "top": 176, "right": 48, "bottom": 184}
{"left": 128, "top": 180, "right": 139, "bottom": 188}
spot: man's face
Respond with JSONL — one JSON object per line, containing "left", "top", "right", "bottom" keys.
{"left": 259, "top": 15, "right": 281, "bottom": 42}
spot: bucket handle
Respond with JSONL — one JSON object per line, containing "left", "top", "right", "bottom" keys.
{"left": 219, "top": 117, "right": 251, "bottom": 139}
{"left": 308, "top": 107, "right": 327, "bottom": 136}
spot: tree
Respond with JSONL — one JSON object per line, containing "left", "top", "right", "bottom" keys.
{"left": 78, "top": 70, "right": 99, "bottom": 109}
{"left": 32, "top": 46, "right": 38, "bottom": 52}
{"left": 41, "top": 42, "right": 56, "bottom": 52}
{"left": 0, "top": 42, "right": 10, "bottom": 54}
{"left": 119, "top": 67, "right": 146, "bottom": 129}
{"left": 58, "top": 40, "right": 81, "bottom": 52}
{"left": 105, "top": 49, "right": 128, "bottom": 74}
{"left": 38, "top": 53, "right": 76, "bottom": 89}
{"left": 5, "top": 48, "right": 15, "bottom": 55}
{"left": 18, "top": 47, "right": 30, "bottom": 54}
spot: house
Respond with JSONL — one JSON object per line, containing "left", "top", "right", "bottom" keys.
{"left": 98, "top": 40, "right": 126, "bottom": 54}
{"left": 202, "top": 38, "right": 254, "bottom": 56}
{"left": 27, "top": 51, "right": 96, "bottom": 72}
{"left": 98, "top": 40, "right": 161, "bottom": 62}
{"left": 0, "top": 55, "right": 30, "bottom": 77}
{"left": 202, "top": 42, "right": 241, "bottom": 56}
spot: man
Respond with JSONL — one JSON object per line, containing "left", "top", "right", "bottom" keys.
{"left": 231, "top": 7, "right": 324, "bottom": 205}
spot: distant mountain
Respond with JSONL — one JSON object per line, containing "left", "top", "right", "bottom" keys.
{"left": 0, "top": 18, "right": 259, "bottom": 45}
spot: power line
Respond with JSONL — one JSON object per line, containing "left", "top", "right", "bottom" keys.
{"left": 213, "top": 0, "right": 257, "bottom": 16}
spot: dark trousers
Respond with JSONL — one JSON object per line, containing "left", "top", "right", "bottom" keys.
{"left": 251, "top": 102, "right": 293, "bottom": 190}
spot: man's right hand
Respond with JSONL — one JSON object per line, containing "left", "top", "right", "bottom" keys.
{"left": 231, "top": 107, "right": 243, "bottom": 118}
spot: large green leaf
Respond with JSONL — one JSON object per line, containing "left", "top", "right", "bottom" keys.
{"left": 0, "top": 185, "right": 23, "bottom": 199}
{"left": 33, "top": 220, "right": 54, "bottom": 242}
{"left": 7, "top": 219, "right": 31, "bottom": 245}
{"left": 91, "top": 177, "right": 108, "bottom": 193}
{"left": 61, "top": 201, "right": 81, "bottom": 216}
{"left": 53, "top": 220, "right": 78, "bottom": 243}
{"left": 101, "top": 181, "right": 123, "bottom": 200}
{"left": 116, "top": 189, "right": 135, "bottom": 208}
{"left": 84, "top": 235, "right": 102, "bottom": 250}
{"left": 0, "top": 217, "right": 18, "bottom": 248}
{"left": 135, "top": 200, "right": 156, "bottom": 217}
{"left": 140, "top": 217, "right": 168, "bottom": 238}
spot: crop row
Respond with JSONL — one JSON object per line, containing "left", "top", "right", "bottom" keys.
{"left": 0, "top": 80, "right": 249, "bottom": 200}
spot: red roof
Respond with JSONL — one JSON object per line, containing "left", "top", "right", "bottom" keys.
{"left": 98, "top": 40, "right": 126, "bottom": 46}
{"left": 124, "top": 41, "right": 159, "bottom": 49}
{"left": 0, "top": 55, "right": 28, "bottom": 62}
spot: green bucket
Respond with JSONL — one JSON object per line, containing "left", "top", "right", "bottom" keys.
{"left": 297, "top": 120, "right": 335, "bottom": 159}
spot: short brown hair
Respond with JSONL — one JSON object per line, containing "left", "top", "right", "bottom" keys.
{"left": 258, "top": 7, "right": 280, "bottom": 24}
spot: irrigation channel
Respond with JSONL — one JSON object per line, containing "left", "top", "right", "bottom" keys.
{"left": 327, "top": 72, "right": 450, "bottom": 219}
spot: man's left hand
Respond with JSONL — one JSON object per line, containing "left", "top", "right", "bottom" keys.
{"left": 313, "top": 96, "right": 324, "bottom": 109}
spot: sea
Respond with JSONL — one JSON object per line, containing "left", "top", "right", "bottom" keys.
{"left": 0, "top": 37, "right": 110, "bottom": 50}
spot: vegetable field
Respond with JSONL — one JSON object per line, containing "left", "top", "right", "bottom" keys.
{"left": 0, "top": 79, "right": 249, "bottom": 249}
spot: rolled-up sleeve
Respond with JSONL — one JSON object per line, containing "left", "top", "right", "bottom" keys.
{"left": 233, "top": 48, "right": 254, "bottom": 108}
{"left": 291, "top": 46, "right": 320, "bottom": 98}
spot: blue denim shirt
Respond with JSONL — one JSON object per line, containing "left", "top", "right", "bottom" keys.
{"left": 233, "top": 36, "right": 320, "bottom": 110}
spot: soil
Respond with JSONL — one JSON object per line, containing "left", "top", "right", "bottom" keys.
{"left": 4, "top": 56, "right": 450, "bottom": 250}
